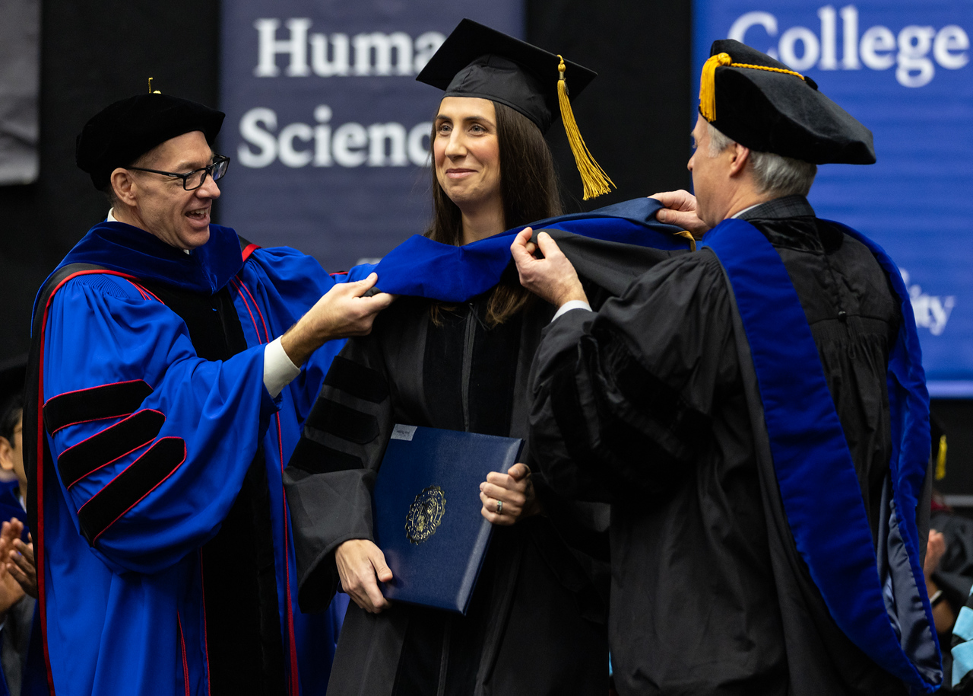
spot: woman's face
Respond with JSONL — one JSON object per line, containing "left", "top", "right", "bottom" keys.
{"left": 433, "top": 97, "right": 501, "bottom": 213}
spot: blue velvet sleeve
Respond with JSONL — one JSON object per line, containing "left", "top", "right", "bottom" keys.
{"left": 241, "top": 249, "right": 380, "bottom": 424}
{"left": 42, "top": 274, "right": 277, "bottom": 574}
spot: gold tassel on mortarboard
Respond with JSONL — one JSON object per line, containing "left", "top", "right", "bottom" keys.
{"left": 148, "top": 77, "right": 161, "bottom": 94}
{"left": 557, "top": 55, "right": 615, "bottom": 200}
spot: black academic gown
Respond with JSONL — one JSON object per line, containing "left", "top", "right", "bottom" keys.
{"left": 285, "top": 289, "right": 607, "bottom": 696}
{"left": 528, "top": 196, "right": 927, "bottom": 696}
{"left": 283, "top": 234, "right": 689, "bottom": 696}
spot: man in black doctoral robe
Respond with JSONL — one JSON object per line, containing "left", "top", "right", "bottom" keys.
{"left": 511, "top": 40, "right": 942, "bottom": 695}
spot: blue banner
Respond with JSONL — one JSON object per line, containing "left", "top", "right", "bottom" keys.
{"left": 692, "top": 1, "right": 973, "bottom": 395}
{"left": 219, "top": 1, "right": 523, "bottom": 270}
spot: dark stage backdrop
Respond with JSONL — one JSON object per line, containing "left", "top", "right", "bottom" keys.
{"left": 218, "top": 0, "right": 523, "bottom": 269}
{"left": 527, "top": 1, "right": 694, "bottom": 212}
{"left": 1, "top": 0, "right": 969, "bottom": 489}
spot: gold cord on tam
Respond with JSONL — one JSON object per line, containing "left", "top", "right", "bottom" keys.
{"left": 148, "top": 77, "right": 161, "bottom": 94}
{"left": 557, "top": 55, "right": 615, "bottom": 200}
{"left": 935, "top": 434, "right": 947, "bottom": 480}
{"left": 699, "top": 53, "right": 805, "bottom": 122}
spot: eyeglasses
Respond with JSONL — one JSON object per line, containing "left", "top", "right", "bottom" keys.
{"left": 127, "top": 155, "right": 230, "bottom": 191}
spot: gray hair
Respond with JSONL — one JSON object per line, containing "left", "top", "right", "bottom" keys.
{"left": 706, "top": 121, "right": 816, "bottom": 198}
{"left": 102, "top": 149, "right": 153, "bottom": 208}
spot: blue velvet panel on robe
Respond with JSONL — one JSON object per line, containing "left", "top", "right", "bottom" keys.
{"left": 702, "top": 218, "right": 941, "bottom": 691}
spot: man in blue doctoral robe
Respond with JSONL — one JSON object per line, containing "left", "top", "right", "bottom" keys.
{"left": 23, "top": 92, "right": 392, "bottom": 696}
{"left": 511, "top": 40, "right": 942, "bottom": 694}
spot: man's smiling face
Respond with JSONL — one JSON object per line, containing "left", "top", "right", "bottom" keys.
{"left": 123, "top": 130, "right": 221, "bottom": 250}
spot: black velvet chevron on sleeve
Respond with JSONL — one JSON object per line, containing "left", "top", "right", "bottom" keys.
{"left": 287, "top": 438, "right": 364, "bottom": 475}
{"left": 323, "top": 357, "right": 389, "bottom": 404}
{"left": 43, "top": 379, "right": 154, "bottom": 435}
{"left": 76, "top": 436, "right": 186, "bottom": 546}
{"left": 57, "top": 409, "right": 166, "bottom": 488}
{"left": 304, "top": 398, "right": 380, "bottom": 446}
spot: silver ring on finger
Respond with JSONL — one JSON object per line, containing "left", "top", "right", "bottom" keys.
{"left": 496, "top": 499, "right": 503, "bottom": 514}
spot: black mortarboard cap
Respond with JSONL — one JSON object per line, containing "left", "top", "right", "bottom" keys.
{"left": 416, "top": 19, "right": 613, "bottom": 199}
{"left": 699, "top": 39, "right": 875, "bottom": 165}
{"left": 76, "top": 87, "right": 225, "bottom": 190}
{"left": 417, "top": 18, "right": 595, "bottom": 133}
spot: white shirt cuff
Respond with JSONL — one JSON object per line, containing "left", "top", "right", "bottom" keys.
{"left": 263, "top": 337, "right": 301, "bottom": 398}
{"left": 551, "top": 300, "right": 592, "bottom": 323}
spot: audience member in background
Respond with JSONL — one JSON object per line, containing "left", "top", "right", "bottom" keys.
{"left": 927, "top": 490, "right": 973, "bottom": 688}
{"left": 0, "top": 361, "right": 27, "bottom": 525}
{"left": 23, "top": 91, "right": 392, "bottom": 696}
{"left": 928, "top": 525, "right": 957, "bottom": 636}
{"left": 928, "top": 508, "right": 973, "bottom": 639}
{"left": 284, "top": 20, "right": 615, "bottom": 695}
{"left": 513, "top": 39, "right": 940, "bottom": 694}
{"left": 0, "top": 359, "right": 42, "bottom": 696}
{"left": 925, "top": 417, "right": 973, "bottom": 641}
{"left": 950, "top": 581, "right": 973, "bottom": 693}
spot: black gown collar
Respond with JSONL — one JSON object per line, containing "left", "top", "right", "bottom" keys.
{"left": 737, "top": 195, "right": 815, "bottom": 221}
{"left": 737, "top": 195, "right": 844, "bottom": 253}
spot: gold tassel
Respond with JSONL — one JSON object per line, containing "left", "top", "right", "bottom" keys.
{"left": 148, "top": 77, "right": 161, "bottom": 94}
{"left": 675, "top": 230, "right": 697, "bottom": 251}
{"left": 699, "top": 54, "right": 806, "bottom": 122}
{"left": 935, "top": 434, "right": 947, "bottom": 480}
{"left": 699, "top": 53, "right": 732, "bottom": 122}
{"left": 557, "top": 56, "right": 615, "bottom": 200}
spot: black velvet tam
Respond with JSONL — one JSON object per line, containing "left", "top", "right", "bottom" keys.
{"left": 416, "top": 18, "right": 596, "bottom": 133}
{"left": 705, "top": 39, "right": 875, "bottom": 165}
{"left": 76, "top": 93, "right": 224, "bottom": 190}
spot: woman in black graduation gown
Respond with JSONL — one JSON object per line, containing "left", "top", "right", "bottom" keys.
{"left": 284, "top": 20, "right": 611, "bottom": 695}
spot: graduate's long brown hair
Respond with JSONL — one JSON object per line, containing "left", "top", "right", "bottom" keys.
{"left": 426, "top": 101, "right": 563, "bottom": 326}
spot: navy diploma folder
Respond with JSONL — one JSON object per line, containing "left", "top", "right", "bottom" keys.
{"left": 371, "top": 424, "right": 524, "bottom": 614}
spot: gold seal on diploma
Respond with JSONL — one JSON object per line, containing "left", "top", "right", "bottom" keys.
{"left": 405, "top": 486, "right": 446, "bottom": 545}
